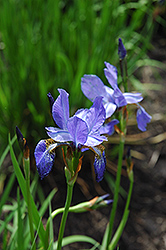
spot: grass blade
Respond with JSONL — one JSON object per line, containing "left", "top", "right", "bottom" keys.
{"left": 0, "top": 173, "right": 15, "bottom": 216}
{"left": 9, "top": 134, "right": 47, "bottom": 249}
{"left": 17, "top": 187, "right": 24, "bottom": 250}
{"left": 39, "top": 188, "right": 57, "bottom": 217}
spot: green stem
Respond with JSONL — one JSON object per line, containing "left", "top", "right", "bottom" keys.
{"left": 45, "top": 201, "right": 88, "bottom": 240}
{"left": 120, "top": 58, "right": 128, "bottom": 92}
{"left": 108, "top": 177, "right": 133, "bottom": 250}
{"left": 57, "top": 184, "right": 74, "bottom": 250}
{"left": 106, "top": 136, "right": 125, "bottom": 248}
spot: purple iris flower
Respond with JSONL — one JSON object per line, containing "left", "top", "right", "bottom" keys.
{"left": 81, "top": 62, "right": 151, "bottom": 131}
{"left": 34, "top": 89, "right": 107, "bottom": 181}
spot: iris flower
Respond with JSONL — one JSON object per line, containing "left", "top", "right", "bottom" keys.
{"left": 81, "top": 62, "right": 151, "bottom": 131}
{"left": 34, "top": 89, "right": 108, "bottom": 182}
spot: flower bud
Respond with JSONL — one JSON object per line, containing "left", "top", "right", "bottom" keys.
{"left": 118, "top": 38, "right": 127, "bottom": 60}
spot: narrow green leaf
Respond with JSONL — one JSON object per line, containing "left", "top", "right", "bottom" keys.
{"left": 17, "top": 187, "right": 24, "bottom": 250}
{"left": 30, "top": 219, "right": 42, "bottom": 250}
{"left": 2, "top": 226, "right": 8, "bottom": 250}
{"left": 108, "top": 211, "right": 129, "bottom": 250}
{"left": 54, "top": 235, "right": 100, "bottom": 249}
{"left": 39, "top": 188, "right": 57, "bottom": 217}
{"left": 0, "top": 173, "right": 15, "bottom": 216}
{"left": 9, "top": 134, "right": 47, "bottom": 249}
{"left": 49, "top": 201, "right": 54, "bottom": 250}
{"left": 0, "top": 135, "right": 16, "bottom": 169}
{"left": 0, "top": 211, "right": 15, "bottom": 235}
{"left": 104, "top": 172, "right": 127, "bottom": 198}
{"left": 101, "top": 223, "right": 109, "bottom": 250}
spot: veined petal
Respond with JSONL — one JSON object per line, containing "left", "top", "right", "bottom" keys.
{"left": 136, "top": 106, "right": 152, "bottom": 131}
{"left": 75, "top": 108, "right": 89, "bottom": 120}
{"left": 92, "top": 146, "right": 106, "bottom": 182}
{"left": 81, "top": 145, "right": 106, "bottom": 182}
{"left": 85, "top": 96, "right": 106, "bottom": 133}
{"left": 52, "top": 89, "right": 69, "bottom": 129}
{"left": 34, "top": 139, "right": 57, "bottom": 179}
{"left": 104, "top": 62, "right": 118, "bottom": 89}
{"left": 113, "top": 87, "right": 127, "bottom": 107}
{"left": 123, "top": 93, "right": 143, "bottom": 104}
{"left": 46, "top": 127, "right": 72, "bottom": 142}
{"left": 100, "top": 119, "right": 119, "bottom": 135}
{"left": 104, "top": 86, "right": 114, "bottom": 102}
{"left": 85, "top": 133, "right": 107, "bottom": 147}
{"left": 104, "top": 102, "right": 117, "bottom": 118}
{"left": 67, "top": 116, "right": 88, "bottom": 146}
{"left": 81, "top": 74, "right": 106, "bottom": 102}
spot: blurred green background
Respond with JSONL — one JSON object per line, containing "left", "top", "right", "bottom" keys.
{"left": 0, "top": 0, "right": 164, "bottom": 156}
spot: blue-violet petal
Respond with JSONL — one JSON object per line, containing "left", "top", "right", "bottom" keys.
{"left": 52, "top": 89, "right": 69, "bottom": 130}
{"left": 94, "top": 150, "right": 106, "bottom": 182}
{"left": 34, "top": 139, "right": 57, "bottom": 179}
{"left": 67, "top": 116, "right": 88, "bottom": 146}
{"left": 81, "top": 75, "right": 106, "bottom": 102}
{"left": 136, "top": 106, "right": 152, "bottom": 131}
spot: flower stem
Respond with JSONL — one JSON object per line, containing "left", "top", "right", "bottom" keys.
{"left": 108, "top": 176, "right": 133, "bottom": 249}
{"left": 106, "top": 135, "right": 125, "bottom": 248}
{"left": 57, "top": 184, "right": 74, "bottom": 250}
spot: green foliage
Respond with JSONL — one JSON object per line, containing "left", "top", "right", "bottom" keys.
{"left": 0, "top": 2, "right": 164, "bottom": 247}
{"left": 0, "top": 0, "right": 159, "bottom": 154}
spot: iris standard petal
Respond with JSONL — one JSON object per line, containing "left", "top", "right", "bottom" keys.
{"left": 85, "top": 96, "right": 106, "bottom": 133}
{"left": 46, "top": 127, "right": 72, "bottom": 142}
{"left": 81, "top": 74, "right": 106, "bottom": 102}
{"left": 104, "top": 62, "right": 118, "bottom": 89}
{"left": 136, "top": 106, "right": 152, "bottom": 131}
{"left": 104, "top": 102, "right": 117, "bottom": 118}
{"left": 75, "top": 108, "right": 89, "bottom": 120}
{"left": 67, "top": 116, "right": 88, "bottom": 146}
{"left": 100, "top": 119, "right": 119, "bottom": 135}
{"left": 123, "top": 93, "right": 143, "bottom": 104}
{"left": 113, "top": 87, "right": 127, "bottom": 107}
{"left": 34, "top": 139, "right": 57, "bottom": 179}
{"left": 104, "top": 85, "right": 114, "bottom": 101}
{"left": 52, "top": 89, "right": 69, "bottom": 130}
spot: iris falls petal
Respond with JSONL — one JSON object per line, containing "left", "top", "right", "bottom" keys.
{"left": 34, "top": 139, "right": 57, "bottom": 179}
{"left": 93, "top": 149, "right": 106, "bottom": 182}
{"left": 46, "top": 127, "right": 72, "bottom": 142}
{"left": 100, "top": 119, "right": 119, "bottom": 135}
{"left": 123, "top": 93, "right": 143, "bottom": 104}
{"left": 136, "top": 106, "right": 152, "bottom": 131}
